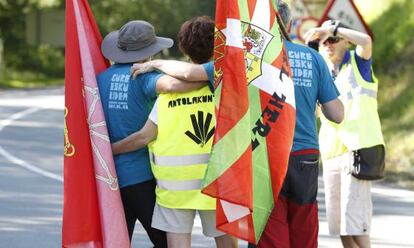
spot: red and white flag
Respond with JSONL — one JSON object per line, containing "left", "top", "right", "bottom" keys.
{"left": 202, "top": 0, "right": 296, "bottom": 243}
{"left": 63, "top": 0, "right": 129, "bottom": 247}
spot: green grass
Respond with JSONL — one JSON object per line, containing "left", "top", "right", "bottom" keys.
{"left": 371, "top": 0, "right": 414, "bottom": 71}
{"left": 378, "top": 67, "right": 414, "bottom": 187}
{"left": 0, "top": 70, "right": 63, "bottom": 89}
{"left": 371, "top": 0, "right": 414, "bottom": 188}
{"left": 1, "top": 78, "right": 63, "bottom": 89}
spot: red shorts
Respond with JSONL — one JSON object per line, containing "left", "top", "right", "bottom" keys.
{"left": 257, "top": 151, "right": 319, "bottom": 248}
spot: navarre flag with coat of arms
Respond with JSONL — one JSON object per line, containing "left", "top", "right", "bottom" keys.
{"left": 63, "top": 0, "right": 130, "bottom": 247}
{"left": 202, "top": 0, "right": 296, "bottom": 244}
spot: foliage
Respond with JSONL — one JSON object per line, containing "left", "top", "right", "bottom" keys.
{"left": 89, "top": 0, "right": 215, "bottom": 57}
{"left": 0, "top": 1, "right": 33, "bottom": 67}
{"left": 0, "top": 67, "right": 63, "bottom": 88}
{"left": 369, "top": 0, "right": 414, "bottom": 184}
{"left": 0, "top": 0, "right": 65, "bottom": 77}
{"left": 0, "top": 0, "right": 215, "bottom": 79}
{"left": 377, "top": 66, "right": 414, "bottom": 173}
{"left": 370, "top": 0, "right": 414, "bottom": 72}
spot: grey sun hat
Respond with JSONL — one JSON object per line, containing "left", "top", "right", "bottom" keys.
{"left": 101, "top": 20, "right": 173, "bottom": 63}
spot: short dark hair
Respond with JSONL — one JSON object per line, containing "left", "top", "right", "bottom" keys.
{"left": 178, "top": 16, "right": 215, "bottom": 64}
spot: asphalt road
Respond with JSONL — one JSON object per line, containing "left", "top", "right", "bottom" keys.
{"left": 0, "top": 87, "right": 413, "bottom": 248}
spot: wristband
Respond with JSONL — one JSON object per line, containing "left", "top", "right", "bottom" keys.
{"left": 333, "top": 21, "right": 340, "bottom": 36}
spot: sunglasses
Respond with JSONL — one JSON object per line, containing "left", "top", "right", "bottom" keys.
{"left": 323, "top": 37, "right": 342, "bottom": 45}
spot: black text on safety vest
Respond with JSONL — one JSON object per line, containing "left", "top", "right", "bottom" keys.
{"left": 168, "top": 95, "right": 213, "bottom": 108}
{"left": 185, "top": 111, "right": 215, "bottom": 147}
{"left": 251, "top": 92, "right": 286, "bottom": 151}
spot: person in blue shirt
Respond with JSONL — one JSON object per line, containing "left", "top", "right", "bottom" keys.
{"left": 248, "top": 2, "right": 344, "bottom": 248}
{"left": 305, "top": 13, "right": 380, "bottom": 248}
{"left": 97, "top": 20, "right": 203, "bottom": 247}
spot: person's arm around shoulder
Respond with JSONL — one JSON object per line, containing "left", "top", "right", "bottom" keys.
{"left": 155, "top": 74, "right": 206, "bottom": 93}
{"left": 321, "top": 99, "right": 344, "bottom": 124}
{"left": 112, "top": 119, "right": 157, "bottom": 155}
{"left": 132, "top": 60, "right": 209, "bottom": 81}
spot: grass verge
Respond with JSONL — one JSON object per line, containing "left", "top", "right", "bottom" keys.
{"left": 377, "top": 65, "right": 414, "bottom": 190}
{"left": 0, "top": 70, "right": 63, "bottom": 89}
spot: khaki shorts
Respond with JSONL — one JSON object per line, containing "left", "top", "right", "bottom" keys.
{"left": 323, "top": 152, "right": 372, "bottom": 236}
{"left": 151, "top": 203, "right": 225, "bottom": 237}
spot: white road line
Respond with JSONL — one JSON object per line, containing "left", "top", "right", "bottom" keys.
{"left": 0, "top": 107, "right": 41, "bottom": 132}
{"left": 0, "top": 146, "right": 63, "bottom": 182}
{"left": 0, "top": 107, "right": 63, "bottom": 182}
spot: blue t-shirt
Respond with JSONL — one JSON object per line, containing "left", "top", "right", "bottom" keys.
{"left": 97, "top": 63, "right": 161, "bottom": 188}
{"left": 202, "top": 61, "right": 215, "bottom": 92}
{"left": 340, "top": 50, "right": 373, "bottom": 82}
{"left": 286, "top": 41, "right": 340, "bottom": 152}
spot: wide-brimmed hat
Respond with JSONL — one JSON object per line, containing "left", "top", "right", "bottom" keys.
{"left": 101, "top": 20, "right": 173, "bottom": 63}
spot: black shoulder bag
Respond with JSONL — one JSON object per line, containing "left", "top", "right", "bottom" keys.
{"left": 351, "top": 144, "right": 385, "bottom": 180}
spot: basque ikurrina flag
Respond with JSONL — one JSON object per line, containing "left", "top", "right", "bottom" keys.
{"left": 202, "top": 0, "right": 296, "bottom": 244}
{"left": 63, "top": 0, "right": 129, "bottom": 247}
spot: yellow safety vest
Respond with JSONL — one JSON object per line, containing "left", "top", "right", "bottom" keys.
{"left": 319, "top": 51, "right": 385, "bottom": 160}
{"left": 149, "top": 86, "right": 216, "bottom": 210}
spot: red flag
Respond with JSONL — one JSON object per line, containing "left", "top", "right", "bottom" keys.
{"left": 63, "top": 0, "right": 129, "bottom": 247}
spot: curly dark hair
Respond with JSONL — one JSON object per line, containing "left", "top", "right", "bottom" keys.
{"left": 178, "top": 16, "right": 215, "bottom": 64}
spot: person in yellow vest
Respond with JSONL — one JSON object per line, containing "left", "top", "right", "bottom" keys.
{"left": 113, "top": 16, "right": 237, "bottom": 248}
{"left": 305, "top": 21, "right": 385, "bottom": 248}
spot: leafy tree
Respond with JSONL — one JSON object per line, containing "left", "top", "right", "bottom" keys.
{"left": 89, "top": 0, "right": 215, "bottom": 57}
{"left": 0, "top": 1, "right": 33, "bottom": 66}
{"left": 371, "top": 0, "right": 414, "bottom": 72}
{"left": 0, "top": 0, "right": 215, "bottom": 77}
{"left": 0, "top": 0, "right": 64, "bottom": 76}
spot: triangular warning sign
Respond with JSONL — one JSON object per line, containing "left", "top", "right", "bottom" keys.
{"left": 319, "top": 0, "right": 373, "bottom": 38}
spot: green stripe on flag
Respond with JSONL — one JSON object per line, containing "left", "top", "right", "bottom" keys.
{"left": 252, "top": 156, "right": 274, "bottom": 241}
{"left": 203, "top": 110, "right": 251, "bottom": 187}
{"left": 248, "top": 85, "right": 262, "bottom": 126}
{"left": 238, "top": 0, "right": 250, "bottom": 22}
{"left": 248, "top": 85, "right": 274, "bottom": 241}
{"left": 263, "top": 20, "right": 283, "bottom": 64}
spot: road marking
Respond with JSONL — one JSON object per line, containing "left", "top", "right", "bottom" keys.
{"left": 0, "top": 107, "right": 63, "bottom": 182}
{"left": 0, "top": 146, "right": 63, "bottom": 182}
{"left": 0, "top": 107, "right": 41, "bottom": 132}
{"left": 0, "top": 95, "right": 64, "bottom": 110}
